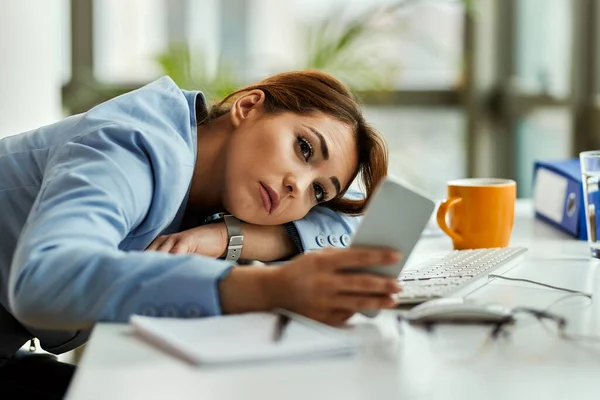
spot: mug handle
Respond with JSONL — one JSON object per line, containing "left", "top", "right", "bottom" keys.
{"left": 436, "top": 197, "right": 463, "bottom": 244}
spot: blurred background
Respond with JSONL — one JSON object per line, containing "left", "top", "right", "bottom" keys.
{"left": 1, "top": 0, "right": 599, "bottom": 199}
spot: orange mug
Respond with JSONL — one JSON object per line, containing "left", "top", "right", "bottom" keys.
{"left": 436, "top": 178, "right": 517, "bottom": 250}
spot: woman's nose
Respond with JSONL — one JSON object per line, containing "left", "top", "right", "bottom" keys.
{"left": 284, "top": 177, "right": 297, "bottom": 194}
{"left": 283, "top": 174, "right": 303, "bottom": 196}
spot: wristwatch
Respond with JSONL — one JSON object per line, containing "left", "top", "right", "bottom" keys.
{"left": 202, "top": 213, "right": 244, "bottom": 262}
{"left": 223, "top": 214, "right": 243, "bottom": 262}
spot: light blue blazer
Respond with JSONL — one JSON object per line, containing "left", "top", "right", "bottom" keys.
{"left": 0, "top": 76, "right": 360, "bottom": 361}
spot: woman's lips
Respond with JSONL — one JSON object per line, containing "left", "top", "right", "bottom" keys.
{"left": 259, "top": 182, "right": 280, "bottom": 214}
{"left": 259, "top": 184, "right": 272, "bottom": 213}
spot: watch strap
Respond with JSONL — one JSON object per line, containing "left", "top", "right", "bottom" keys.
{"left": 223, "top": 215, "right": 243, "bottom": 262}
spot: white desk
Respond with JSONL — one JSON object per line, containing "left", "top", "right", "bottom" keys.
{"left": 66, "top": 201, "right": 600, "bottom": 400}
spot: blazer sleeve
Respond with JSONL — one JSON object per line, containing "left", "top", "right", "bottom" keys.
{"left": 288, "top": 190, "right": 364, "bottom": 252}
{"left": 8, "top": 124, "right": 233, "bottom": 330}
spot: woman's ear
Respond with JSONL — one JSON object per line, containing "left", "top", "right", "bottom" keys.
{"left": 230, "top": 90, "right": 265, "bottom": 128}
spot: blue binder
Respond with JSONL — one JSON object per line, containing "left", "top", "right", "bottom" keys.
{"left": 532, "top": 159, "right": 587, "bottom": 240}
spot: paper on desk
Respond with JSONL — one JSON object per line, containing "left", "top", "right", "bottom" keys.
{"left": 130, "top": 312, "right": 358, "bottom": 365}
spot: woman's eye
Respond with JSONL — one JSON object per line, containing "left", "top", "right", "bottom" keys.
{"left": 313, "top": 183, "right": 327, "bottom": 203}
{"left": 297, "top": 137, "right": 313, "bottom": 161}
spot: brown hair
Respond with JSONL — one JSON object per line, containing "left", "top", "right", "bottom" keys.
{"left": 204, "top": 70, "right": 388, "bottom": 215}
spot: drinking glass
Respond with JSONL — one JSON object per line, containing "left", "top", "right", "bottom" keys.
{"left": 580, "top": 150, "right": 600, "bottom": 258}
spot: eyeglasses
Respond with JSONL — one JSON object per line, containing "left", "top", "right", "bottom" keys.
{"left": 396, "top": 308, "right": 571, "bottom": 362}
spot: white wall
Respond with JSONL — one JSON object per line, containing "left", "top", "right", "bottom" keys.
{"left": 0, "top": 1, "right": 63, "bottom": 138}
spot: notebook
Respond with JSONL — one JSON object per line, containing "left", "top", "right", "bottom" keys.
{"left": 130, "top": 311, "right": 359, "bottom": 365}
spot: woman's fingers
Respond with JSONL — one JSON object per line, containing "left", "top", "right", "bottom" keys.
{"left": 157, "top": 237, "right": 177, "bottom": 253}
{"left": 146, "top": 236, "right": 166, "bottom": 251}
{"left": 327, "top": 294, "right": 397, "bottom": 312}
{"left": 334, "top": 274, "right": 401, "bottom": 295}
{"left": 313, "top": 248, "right": 401, "bottom": 271}
{"left": 274, "top": 248, "right": 403, "bottom": 323}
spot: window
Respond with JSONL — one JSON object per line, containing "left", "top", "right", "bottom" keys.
{"left": 93, "top": 0, "right": 168, "bottom": 84}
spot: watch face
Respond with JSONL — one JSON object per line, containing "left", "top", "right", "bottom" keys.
{"left": 202, "top": 212, "right": 230, "bottom": 225}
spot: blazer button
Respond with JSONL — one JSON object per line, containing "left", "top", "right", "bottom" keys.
{"left": 161, "top": 304, "right": 179, "bottom": 318}
{"left": 184, "top": 304, "right": 203, "bottom": 318}
{"left": 139, "top": 305, "right": 158, "bottom": 317}
{"left": 316, "top": 235, "right": 327, "bottom": 247}
{"left": 340, "top": 234, "right": 351, "bottom": 247}
{"left": 327, "top": 235, "right": 339, "bottom": 247}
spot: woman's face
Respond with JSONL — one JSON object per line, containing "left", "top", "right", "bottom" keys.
{"left": 222, "top": 92, "right": 358, "bottom": 225}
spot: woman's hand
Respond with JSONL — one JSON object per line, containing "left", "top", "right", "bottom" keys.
{"left": 218, "top": 247, "right": 402, "bottom": 326}
{"left": 146, "top": 223, "right": 227, "bottom": 258}
{"left": 270, "top": 248, "right": 402, "bottom": 324}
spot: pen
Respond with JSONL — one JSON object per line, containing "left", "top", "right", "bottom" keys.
{"left": 273, "top": 313, "right": 290, "bottom": 342}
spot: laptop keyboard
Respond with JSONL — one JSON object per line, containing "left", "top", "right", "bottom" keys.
{"left": 396, "top": 247, "right": 528, "bottom": 304}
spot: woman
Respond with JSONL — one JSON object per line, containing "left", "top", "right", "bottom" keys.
{"left": 0, "top": 70, "right": 400, "bottom": 397}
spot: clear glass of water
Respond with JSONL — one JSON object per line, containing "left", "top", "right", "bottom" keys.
{"left": 580, "top": 150, "right": 600, "bottom": 258}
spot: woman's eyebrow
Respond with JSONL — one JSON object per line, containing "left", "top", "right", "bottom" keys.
{"left": 302, "top": 124, "right": 329, "bottom": 160}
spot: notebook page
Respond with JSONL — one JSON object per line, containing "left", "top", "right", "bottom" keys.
{"left": 130, "top": 312, "right": 358, "bottom": 365}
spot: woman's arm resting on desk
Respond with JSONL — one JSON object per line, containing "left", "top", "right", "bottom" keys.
{"left": 147, "top": 223, "right": 296, "bottom": 261}
{"left": 147, "top": 190, "right": 363, "bottom": 261}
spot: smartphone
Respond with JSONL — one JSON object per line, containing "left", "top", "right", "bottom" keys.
{"left": 349, "top": 176, "right": 435, "bottom": 317}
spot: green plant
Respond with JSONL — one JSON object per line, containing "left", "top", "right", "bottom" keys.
{"left": 299, "top": 4, "right": 405, "bottom": 92}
